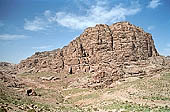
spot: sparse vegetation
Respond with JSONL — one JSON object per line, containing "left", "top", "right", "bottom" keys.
{"left": 63, "top": 88, "right": 89, "bottom": 96}
{"left": 67, "top": 92, "right": 100, "bottom": 104}
{"left": 1, "top": 70, "right": 170, "bottom": 112}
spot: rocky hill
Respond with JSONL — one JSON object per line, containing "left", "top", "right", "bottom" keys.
{"left": 0, "top": 62, "right": 16, "bottom": 75}
{"left": 1, "top": 22, "right": 170, "bottom": 112}
{"left": 17, "top": 21, "right": 170, "bottom": 87}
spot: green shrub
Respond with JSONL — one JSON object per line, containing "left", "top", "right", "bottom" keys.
{"left": 27, "top": 109, "right": 36, "bottom": 112}
{"left": 0, "top": 107, "right": 7, "bottom": 112}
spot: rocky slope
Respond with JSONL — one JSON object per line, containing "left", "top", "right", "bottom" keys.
{"left": 0, "top": 62, "right": 16, "bottom": 75}
{"left": 17, "top": 21, "right": 170, "bottom": 86}
{"left": 0, "top": 62, "right": 23, "bottom": 88}
{"left": 1, "top": 21, "right": 170, "bottom": 112}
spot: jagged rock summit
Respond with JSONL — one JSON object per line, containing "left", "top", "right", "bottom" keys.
{"left": 17, "top": 21, "right": 163, "bottom": 85}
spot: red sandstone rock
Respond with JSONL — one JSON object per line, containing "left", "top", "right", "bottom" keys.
{"left": 17, "top": 21, "right": 164, "bottom": 85}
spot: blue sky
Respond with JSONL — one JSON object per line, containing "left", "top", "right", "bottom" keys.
{"left": 0, "top": 0, "right": 170, "bottom": 64}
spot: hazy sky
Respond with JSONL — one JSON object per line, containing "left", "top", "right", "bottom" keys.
{"left": 0, "top": 0, "right": 170, "bottom": 63}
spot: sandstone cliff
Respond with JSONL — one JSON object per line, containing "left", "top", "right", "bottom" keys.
{"left": 17, "top": 22, "right": 163, "bottom": 85}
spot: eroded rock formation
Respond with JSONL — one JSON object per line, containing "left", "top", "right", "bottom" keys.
{"left": 17, "top": 22, "right": 164, "bottom": 85}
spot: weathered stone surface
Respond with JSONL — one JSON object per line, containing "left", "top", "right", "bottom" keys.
{"left": 0, "top": 62, "right": 17, "bottom": 75}
{"left": 0, "top": 62, "right": 24, "bottom": 88}
{"left": 17, "top": 21, "right": 163, "bottom": 85}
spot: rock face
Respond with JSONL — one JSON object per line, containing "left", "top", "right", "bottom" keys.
{"left": 17, "top": 21, "right": 160, "bottom": 84}
{"left": 0, "top": 62, "right": 17, "bottom": 75}
{"left": 0, "top": 62, "right": 24, "bottom": 88}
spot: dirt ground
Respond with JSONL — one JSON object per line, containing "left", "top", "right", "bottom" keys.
{"left": 1, "top": 71, "right": 170, "bottom": 112}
